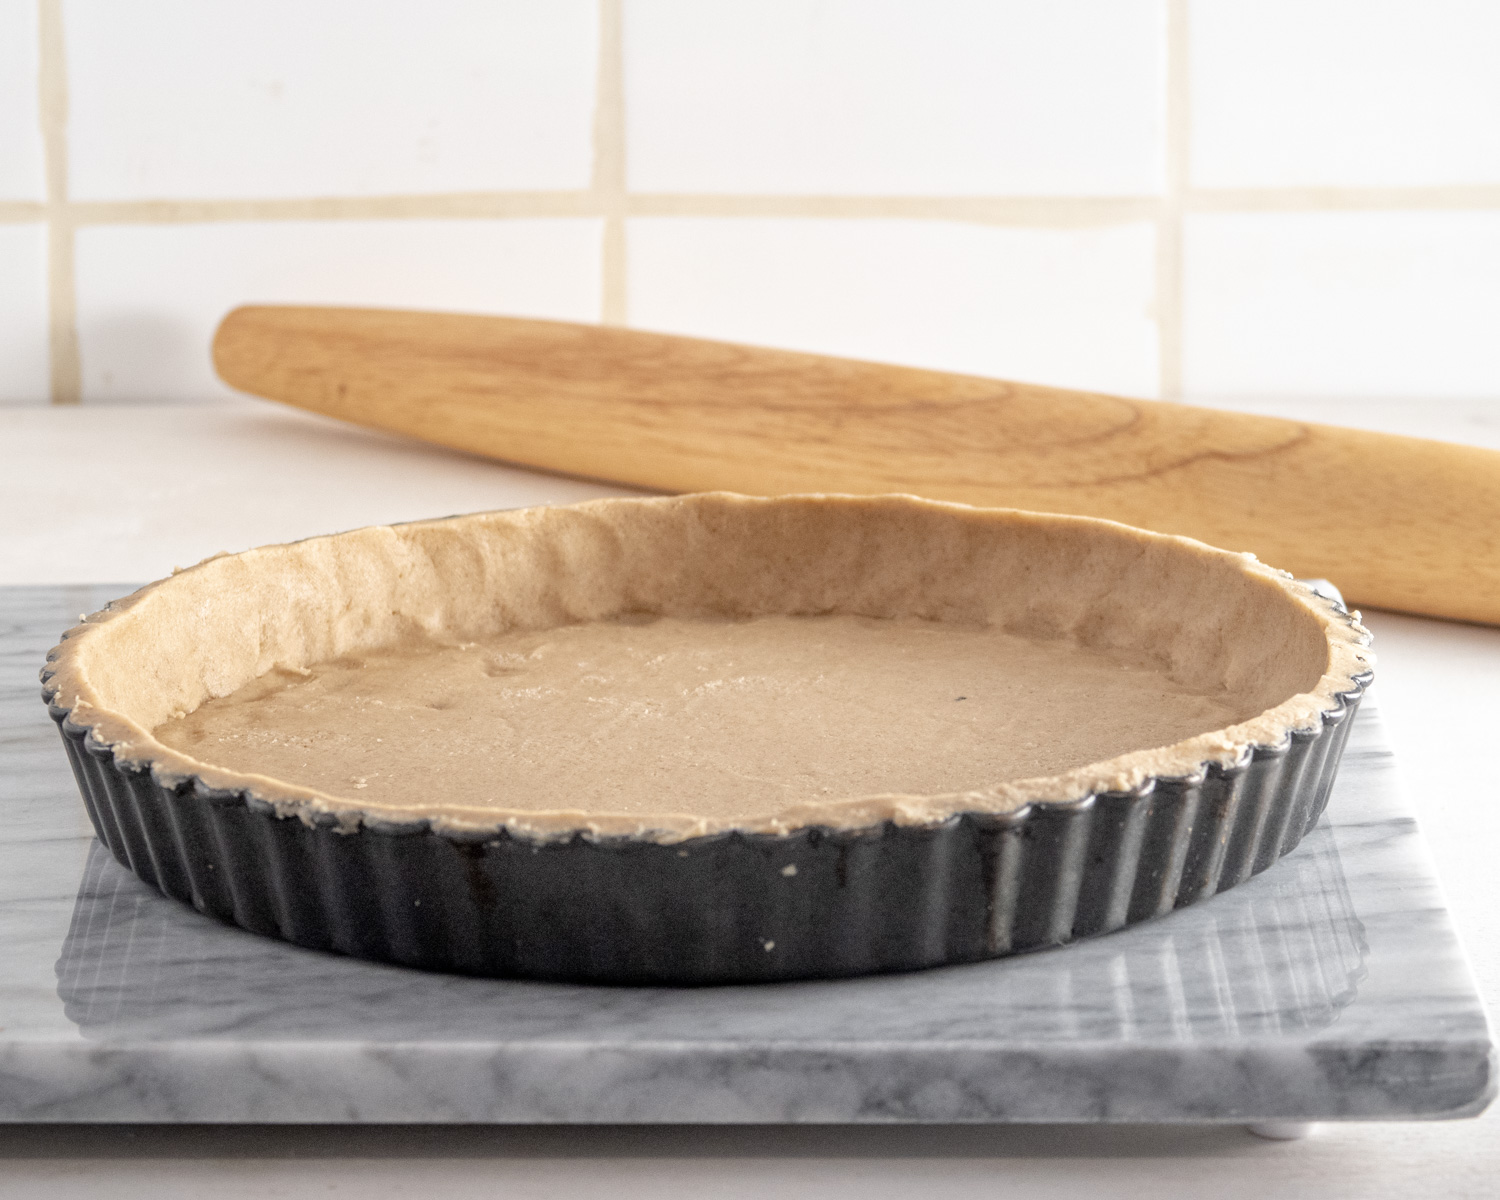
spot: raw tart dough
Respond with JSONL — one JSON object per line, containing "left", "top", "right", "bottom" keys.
{"left": 44, "top": 493, "right": 1372, "bottom": 842}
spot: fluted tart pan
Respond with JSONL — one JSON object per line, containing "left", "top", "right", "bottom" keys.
{"left": 42, "top": 494, "right": 1372, "bottom": 984}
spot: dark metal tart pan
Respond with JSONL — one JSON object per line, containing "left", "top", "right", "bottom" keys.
{"left": 47, "top": 683, "right": 1364, "bottom": 985}
{"left": 40, "top": 497, "right": 1372, "bottom": 985}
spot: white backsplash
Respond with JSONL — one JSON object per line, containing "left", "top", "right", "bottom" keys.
{"left": 0, "top": 0, "right": 1497, "bottom": 409}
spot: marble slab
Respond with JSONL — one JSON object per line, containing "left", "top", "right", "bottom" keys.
{"left": 0, "top": 585, "right": 1493, "bottom": 1124}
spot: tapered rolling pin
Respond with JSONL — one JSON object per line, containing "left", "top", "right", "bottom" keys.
{"left": 213, "top": 305, "right": 1500, "bottom": 625}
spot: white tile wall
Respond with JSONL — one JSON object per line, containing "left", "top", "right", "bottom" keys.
{"left": 2, "top": 1, "right": 1497, "bottom": 409}
{"left": 0, "top": 224, "right": 50, "bottom": 404}
{"left": 64, "top": 0, "right": 598, "bottom": 201}
{"left": 0, "top": 0, "right": 45, "bottom": 200}
{"left": 625, "top": 0, "right": 1166, "bottom": 196}
{"left": 1191, "top": 0, "right": 1500, "bottom": 188}
{"left": 75, "top": 219, "right": 603, "bottom": 403}
{"left": 628, "top": 218, "right": 1160, "bottom": 397}
{"left": 1183, "top": 212, "right": 1500, "bottom": 400}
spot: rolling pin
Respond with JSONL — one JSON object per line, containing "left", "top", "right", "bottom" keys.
{"left": 212, "top": 305, "right": 1500, "bottom": 626}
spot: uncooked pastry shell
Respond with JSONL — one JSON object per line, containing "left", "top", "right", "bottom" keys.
{"left": 43, "top": 493, "right": 1371, "bottom": 843}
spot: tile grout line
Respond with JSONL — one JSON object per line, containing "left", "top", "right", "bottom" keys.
{"left": 3, "top": 188, "right": 1498, "bottom": 230}
{"left": 1185, "top": 184, "right": 1500, "bottom": 211}
{"left": 0, "top": 202, "right": 46, "bottom": 222}
{"left": 593, "top": 0, "right": 628, "bottom": 326}
{"left": 57, "top": 193, "right": 605, "bottom": 224}
{"left": 624, "top": 194, "right": 1165, "bottom": 224}
{"left": 1156, "top": 0, "right": 1190, "bottom": 404}
{"left": 37, "top": 0, "right": 80, "bottom": 405}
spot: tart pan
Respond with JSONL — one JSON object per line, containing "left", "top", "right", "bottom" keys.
{"left": 41, "top": 495, "right": 1372, "bottom": 984}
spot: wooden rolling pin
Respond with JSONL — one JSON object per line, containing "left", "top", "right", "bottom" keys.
{"left": 213, "top": 305, "right": 1500, "bottom": 625}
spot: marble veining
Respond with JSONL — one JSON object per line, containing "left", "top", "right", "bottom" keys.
{"left": 0, "top": 586, "right": 1493, "bottom": 1123}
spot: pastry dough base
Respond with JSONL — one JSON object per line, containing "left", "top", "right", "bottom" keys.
{"left": 155, "top": 613, "right": 1254, "bottom": 824}
{"left": 43, "top": 494, "right": 1372, "bottom": 840}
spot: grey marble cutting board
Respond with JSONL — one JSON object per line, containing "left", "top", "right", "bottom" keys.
{"left": 0, "top": 585, "right": 1493, "bottom": 1124}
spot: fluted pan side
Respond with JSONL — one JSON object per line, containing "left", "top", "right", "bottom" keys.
{"left": 49, "top": 673, "right": 1368, "bottom": 985}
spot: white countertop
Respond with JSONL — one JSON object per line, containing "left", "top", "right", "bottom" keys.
{"left": 1, "top": 400, "right": 1495, "bottom": 1198}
